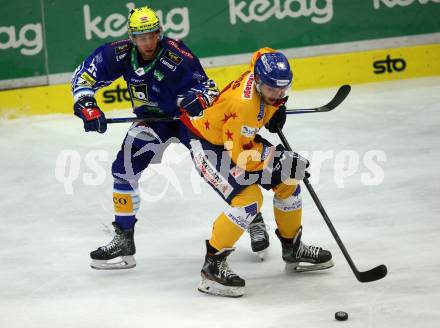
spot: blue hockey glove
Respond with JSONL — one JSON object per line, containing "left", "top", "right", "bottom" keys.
{"left": 177, "top": 80, "right": 219, "bottom": 116}
{"left": 178, "top": 91, "right": 209, "bottom": 116}
{"left": 265, "top": 97, "right": 287, "bottom": 133}
{"left": 74, "top": 96, "right": 107, "bottom": 133}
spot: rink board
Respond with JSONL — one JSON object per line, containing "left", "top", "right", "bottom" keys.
{"left": 0, "top": 43, "right": 439, "bottom": 118}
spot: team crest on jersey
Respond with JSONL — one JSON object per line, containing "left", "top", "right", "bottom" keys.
{"left": 242, "top": 73, "right": 254, "bottom": 99}
{"left": 164, "top": 50, "right": 182, "bottom": 65}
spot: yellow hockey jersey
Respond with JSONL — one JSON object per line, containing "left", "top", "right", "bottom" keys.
{"left": 188, "top": 48, "right": 285, "bottom": 172}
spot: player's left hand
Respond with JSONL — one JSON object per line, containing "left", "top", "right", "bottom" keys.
{"left": 273, "top": 144, "right": 310, "bottom": 181}
{"left": 266, "top": 101, "right": 287, "bottom": 133}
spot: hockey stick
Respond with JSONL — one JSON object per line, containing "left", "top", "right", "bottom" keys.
{"left": 106, "top": 116, "right": 180, "bottom": 124}
{"left": 277, "top": 127, "right": 387, "bottom": 283}
{"left": 106, "top": 84, "right": 352, "bottom": 124}
{"left": 286, "top": 84, "right": 351, "bottom": 114}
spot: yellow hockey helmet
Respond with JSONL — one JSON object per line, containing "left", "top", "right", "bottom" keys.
{"left": 127, "top": 6, "right": 161, "bottom": 38}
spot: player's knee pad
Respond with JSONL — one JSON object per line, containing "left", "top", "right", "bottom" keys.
{"left": 225, "top": 184, "right": 263, "bottom": 229}
{"left": 274, "top": 184, "right": 302, "bottom": 212}
{"left": 113, "top": 179, "right": 140, "bottom": 217}
{"left": 223, "top": 202, "right": 259, "bottom": 230}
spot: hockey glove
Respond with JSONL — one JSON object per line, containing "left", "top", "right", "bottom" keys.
{"left": 271, "top": 144, "right": 310, "bottom": 181}
{"left": 265, "top": 99, "right": 287, "bottom": 133}
{"left": 177, "top": 79, "right": 219, "bottom": 116}
{"left": 74, "top": 96, "right": 107, "bottom": 133}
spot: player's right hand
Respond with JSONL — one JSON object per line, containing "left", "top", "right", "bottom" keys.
{"left": 265, "top": 101, "right": 287, "bottom": 133}
{"left": 178, "top": 90, "right": 209, "bottom": 116}
{"left": 177, "top": 80, "right": 219, "bottom": 117}
{"left": 74, "top": 96, "right": 107, "bottom": 133}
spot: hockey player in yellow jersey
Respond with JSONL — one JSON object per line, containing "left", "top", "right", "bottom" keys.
{"left": 183, "top": 48, "right": 334, "bottom": 297}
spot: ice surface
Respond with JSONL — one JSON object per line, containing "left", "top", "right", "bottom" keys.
{"left": 1, "top": 77, "right": 439, "bottom": 328}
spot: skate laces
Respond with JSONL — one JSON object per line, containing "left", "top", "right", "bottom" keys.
{"left": 249, "top": 221, "right": 267, "bottom": 242}
{"left": 100, "top": 234, "right": 124, "bottom": 252}
{"left": 218, "top": 259, "right": 238, "bottom": 279}
{"left": 297, "top": 242, "right": 321, "bottom": 260}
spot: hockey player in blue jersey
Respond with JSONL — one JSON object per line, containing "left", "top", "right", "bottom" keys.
{"left": 72, "top": 6, "right": 269, "bottom": 270}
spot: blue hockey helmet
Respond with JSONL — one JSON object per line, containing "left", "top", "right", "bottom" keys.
{"left": 254, "top": 52, "right": 293, "bottom": 89}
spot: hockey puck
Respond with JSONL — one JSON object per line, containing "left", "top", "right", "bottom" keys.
{"left": 335, "top": 311, "right": 348, "bottom": 321}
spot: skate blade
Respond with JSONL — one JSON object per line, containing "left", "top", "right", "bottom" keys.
{"left": 285, "top": 259, "right": 334, "bottom": 273}
{"left": 197, "top": 277, "right": 244, "bottom": 298}
{"left": 90, "top": 256, "right": 136, "bottom": 270}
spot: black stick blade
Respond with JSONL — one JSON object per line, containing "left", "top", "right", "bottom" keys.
{"left": 317, "top": 84, "right": 351, "bottom": 112}
{"left": 286, "top": 84, "right": 352, "bottom": 114}
{"left": 357, "top": 264, "right": 387, "bottom": 283}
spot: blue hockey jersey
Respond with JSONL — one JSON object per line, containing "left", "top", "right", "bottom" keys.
{"left": 72, "top": 37, "right": 209, "bottom": 116}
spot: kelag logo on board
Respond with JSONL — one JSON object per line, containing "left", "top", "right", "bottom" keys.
{"left": 229, "top": 0, "right": 334, "bottom": 24}
{"left": 83, "top": 2, "right": 190, "bottom": 41}
{"left": 373, "top": 55, "right": 406, "bottom": 74}
{"left": 0, "top": 23, "right": 43, "bottom": 56}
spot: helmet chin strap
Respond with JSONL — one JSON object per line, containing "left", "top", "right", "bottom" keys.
{"left": 255, "top": 80, "right": 262, "bottom": 96}
{"left": 255, "top": 73, "right": 291, "bottom": 104}
{"left": 254, "top": 74, "right": 263, "bottom": 96}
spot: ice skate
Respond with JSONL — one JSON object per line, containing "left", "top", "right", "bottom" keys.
{"left": 198, "top": 241, "right": 245, "bottom": 297}
{"left": 276, "top": 226, "right": 333, "bottom": 272}
{"left": 90, "top": 222, "right": 136, "bottom": 270}
{"left": 248, "top": 213, "right": 269, "bottom": 261}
